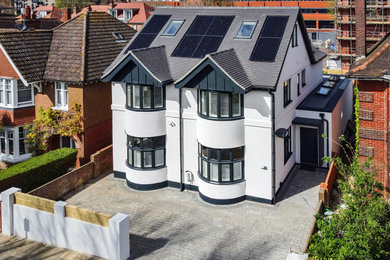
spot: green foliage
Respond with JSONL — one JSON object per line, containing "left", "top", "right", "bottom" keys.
{"left": 26, "top": 104, "right": 83, "bottom": 156}
{"left": 308, "top": 83, "right": 390, "bottom": 259}
{"left": 0, "top": 148, "right": 77, "bottom": 192}
{"left": 55, "top": 0, "right": 87, "bottom": 10}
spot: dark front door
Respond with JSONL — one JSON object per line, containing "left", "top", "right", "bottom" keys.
{"left": 300, "top": 127, "right": 318, "bottom": 166}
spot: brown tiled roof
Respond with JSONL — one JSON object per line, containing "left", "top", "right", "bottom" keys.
{"left": 0, "top": 30, "right": 52, "bottom": 83}
{"left": 44, "top": 12, "right": 136, "bottom": 83}
{"left": 348, "top": 33, "right": 390, "bottom": 78}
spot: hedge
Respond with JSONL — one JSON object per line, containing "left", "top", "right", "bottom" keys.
{"left": 0, "top": 148, "right": 77, "bottom": 192}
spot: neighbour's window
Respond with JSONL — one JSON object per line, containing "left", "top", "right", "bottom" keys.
{"left": 292, "top": 24, "right": 298, "bottom": 47}
{"left": 0, "top": 79, "right": 3, "bottom": 104}
{"left": 297, "top": 73, "right": 300, "bottom": 96}
{"left": 7, "top": 130, "right": 13, "bottom": 155}
{"left": 55, "top": 82, "right": 68, "bottom": 110}
{"left": 235, "top": 21, "right": 257, "bottom": 39}
{"left": 127, "top": 135, "right": 166, "bottom": 169}
{"left": 5, "top": 79, "right": 11, "bottom": 106}
{"left": 198, "top": 90, "right": 243, "bottom": 119}
{"left": 283, "top": 79, "right": 292, "bottom": 107}
{"left": 0, "top": 130, "right": 5, "bottom": 154}
{"left": 19, "top": 126, "right": 27, "bottom": 155}
{"left": 17, "top": 81, "right": 33, "bottom": 105}
{"left": 284, "top": 126, "right": 292, "bottom": 164}
{"left": 302, "top": 69, "right": 306, "bottom": 86}
{"left": 199, "top": 144, "right": 244, "bottom": 183}
{"left": 126, "top": 84, "right": 164, "bottom": 110}
{"left": 162, "top": 20, "right": 184, "bottom": 36}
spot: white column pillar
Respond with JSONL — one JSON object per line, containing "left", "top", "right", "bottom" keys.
{"left": 14, "top": 127, "right": 19, "bottom": 158}
{"left": 54, "top": 201, "right": 68, "bottom": 248}
{"left": 108, "top": 213, "right": 130, "bottom": 260}
{"left": 1, "top": 187, "right": 21, "bottom": 235}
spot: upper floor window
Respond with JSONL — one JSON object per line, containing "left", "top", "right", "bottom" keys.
{"left": 297, "top": 73, "right": 301, "bottom": 96}
{"left": 302, "top": 69, "right": 306, "bottom": 87}
{"left": 109, "top": 9, "right": 116, "bottom": 17}
{"left": 198, "top": 90, "right": 243, "bottom": 120}
{"left": 55, "top": 82, "right": 68, "bottom": 110}
{"left": 127, "top": 135, "right": 166, "bottom": 169}
{"left": 199, "top": 144, "right": 244, "bottom": 183}
{"left": 283, "top": 79, "right": 292, "bottom": 107}
{"left": 162, "top": 20, "right": 184, "bottom": 36}
{"left": 235, "top": 21, "right": 257, "bottom": 39}
{"left": 124, "top": 10, "right": 132, "bottom": 21}
{"left": 292, "top": 24, "right": 298, "bottom": 47}
{"left": 0, "top": 78, "right": 33, "bottom": 108}
{"left": 126, "top": 84, "right": 164, "bottom": 110}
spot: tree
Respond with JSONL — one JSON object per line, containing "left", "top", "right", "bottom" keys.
{"left": 308, "top": 84, "right": 390, "bottom": 259}
{"left": 26, "top": 104, "right": 83, "bottom": 156}
{"left": 55, "top": 0, "right": 88, "bottom": 10}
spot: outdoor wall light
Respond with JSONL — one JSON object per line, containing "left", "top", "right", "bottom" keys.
{"left": 275, "top": 128, "right": 288, "bottom": 138}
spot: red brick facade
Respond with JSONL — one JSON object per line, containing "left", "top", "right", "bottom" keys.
{"left": 0, "top": 107, "right": 36, "bottom": 127}
{"left": 35, "top": 81, "right": 112, "bottom": 166}
{"left": 0, "top": 49, "right": 19, "bottom": 79}
{"left": 358, "top": 80, "right": 390, "bottom": 192}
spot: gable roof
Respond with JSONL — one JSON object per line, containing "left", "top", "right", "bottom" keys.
{"left": 103, "top": 7, "right": 325, "bottom": 90}
{"left": 44, "top": 12, "right": 136, "bottom": 83}
{"left": 0, "top": 30, "right": 52, "bottom": 84}
{"left": 347, "top": 33, "right": 390, "bottom": 80}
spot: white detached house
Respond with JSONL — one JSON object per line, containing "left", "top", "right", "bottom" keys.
{"left": 103, "top": 7, "right": 353, "bottom": 204}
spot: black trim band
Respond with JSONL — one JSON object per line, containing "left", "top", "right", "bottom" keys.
{"left": 199, "top": 192, "right": 245, "bottom": 205}
{"left": 114, "top": 171, "right": 126, "bottom": 179}
{"left": 246, "top": 195, "right": 272, "bottom": 204}
{"left": 168, "top": 181, "right": 199, "bottom": 191}
{"left": 126, "top": 179, "right": 167, "bottom": 191}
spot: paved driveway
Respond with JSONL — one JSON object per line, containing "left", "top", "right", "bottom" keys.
{"left": 64, "top": 165, "right": 326, "bottom": 260}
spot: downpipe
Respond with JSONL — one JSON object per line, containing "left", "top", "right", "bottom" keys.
{"left": 268, "top": 90, "right": 276, "bottom": 204}
{"left": 320, "top": 113, "right": 330, "bottom": 168}
{"left": 179, "top": 88, "right": 185, "bottom": 191}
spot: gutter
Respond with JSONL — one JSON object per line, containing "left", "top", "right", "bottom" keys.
{"left": 268, "top": 89, "right": 276, "bottom": 204}
{"left": 179, "top": 88, "right": 184, "bottom": 191}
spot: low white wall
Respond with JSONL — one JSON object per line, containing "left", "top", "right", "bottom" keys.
{"left": 1, "top": 188, "right": 130, "bottom": 260}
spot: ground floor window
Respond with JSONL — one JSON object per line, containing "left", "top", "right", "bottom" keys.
{"left": 198, "top": 144, "right": 244, "bottom": 183}
{"left": 0, "top": 126, "right": 29, "bottom": 157}
{"left": 60, "top": 136, "right": 76, "bottom": 149}
{"left": 127, "top": 135, "right": 165, "bottom": 169}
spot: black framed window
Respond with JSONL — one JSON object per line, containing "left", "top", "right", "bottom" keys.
{"left": 292, "top": 24, "right": 298, "bottom": 47}
{"left": 297, "top": 73, "right": 300, "bottom": 96}
{"left": 284, "top": 126, "right": 292, "bottom": 164}
{"left": 198, "top": 90, "right": 243, "bottom": 120}
{"left": 302, "top": 69, "right": 306, "bottom": 87}
{"left": 126, "top": 84, "right": 164, "bottom": 110}
{"left": 283, "top": 79, "right": 292, "bottom": 107}
{"left": 127, "top": 135, "right": 166, "bottom": 169}
{"left": 198, "top": 144, "right": 244, "bottom": 183}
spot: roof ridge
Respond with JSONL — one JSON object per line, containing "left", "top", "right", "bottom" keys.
{"left": 208, "top": 48, "right": 235, "bottom": 57}
{"left": 131, "top": 45, "right": 166, "bottom": 53}
{"left": 80, "top": 12, "right": 88, "bottom": 82}
{"left": 52, "top": 12, "right": 84, "bottom": 31}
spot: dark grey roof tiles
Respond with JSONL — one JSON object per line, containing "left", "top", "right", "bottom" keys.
{"left": 104, "top": 7, "right": 325, "bottom": 89}
{"left": 131, "top": 46, "right": 172, "bottom": 83}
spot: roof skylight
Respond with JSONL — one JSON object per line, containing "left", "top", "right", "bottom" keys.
{"left": 162, "top": 20, "right": 184, "bottom": 36}
{"left": 112, "top": 32, "right": 125, "bottom": 42}
{"left": 317, "top": 87, "right": 331, "bottom": 96}
{"left": 235, "top": 21, "right": 257, "bottom": 39}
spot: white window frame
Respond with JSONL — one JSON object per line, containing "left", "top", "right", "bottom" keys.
{"left": 0, "top": 126, "right": 31, "bottom": 161}
{"left": 124, "top": 10, "right": 132, "bottom": 21}
{"left": 54, "top": 82, "right": 68, "bottom": 111}
{"left": 0, "top": 78, "right": 34, "bottom": 108}
{"left": 60, "top": 136, "right": 76, "bottom": 149}
{"left": 17, "top": 80, "right": 34, "bottom": 107}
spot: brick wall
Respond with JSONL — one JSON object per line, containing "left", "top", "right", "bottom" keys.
{"left": 34, "top": 82, "right": 55, "bottom": 115}
{"left": 0, "top": 49, "right": 19, "bottom": 79}
{"left": 0, "top": 106, "right": 35, "bottom": 127}
{"left": 358, "top": 80, "right": 389, "bottom": 192}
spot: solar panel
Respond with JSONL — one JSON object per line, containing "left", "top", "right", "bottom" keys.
{"left": 128, "top": 15, "right": 171, "bottom": 51}
{"left": 172, "top": 15, "right": 234, "bottom": 59}
{"left": 250, "top": 16, "right": 289, "bottom": 62}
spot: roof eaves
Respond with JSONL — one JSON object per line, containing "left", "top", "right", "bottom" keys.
{"left": 0, "top": 42, "right": 28, "bottom": 86}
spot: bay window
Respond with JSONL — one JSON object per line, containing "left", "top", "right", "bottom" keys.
{"left": 17, "top": 81, "right": 33, "bottom": 105}
{"left": 127, "top": 135, "right": 166, "bottom": 169}
{"left": 198, "top": 90, "right": 243, "bottom": 119}
{"left": 0, "top": 127, "right": 30, "bottom": 159}
{"left": 55, "top": 82, "right": 68, "bottom": 110}
{"left": 126, "top": 84, "right": 164, "bottom": 110}
{"left": 0, "top": 78, "right": 33, "bottom": 108}
{"left": 199, "top": 144, "right": 244, "bottom": 183}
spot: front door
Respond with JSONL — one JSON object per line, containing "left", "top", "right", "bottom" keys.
{"left": 300, "top": 127, "right": 318, "bottom": 166}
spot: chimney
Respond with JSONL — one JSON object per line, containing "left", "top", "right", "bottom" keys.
{"left": 87, "top": 5, "right": 92, "bottom": 11}
{"left": 110, "top": 0, "right": 115, "bottom": 9}
{"left": 355, "top": 0, "right": 366, "bottom": 57}
{"left": 25, "top": 6, "right": 31, "bottom": 20}
{"left": 61, "top": 8, "right": 72, "bottom": 22}
{"left": 73, "top": 6, "right": 78, "bottom": 14}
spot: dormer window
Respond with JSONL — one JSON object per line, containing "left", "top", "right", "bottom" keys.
{"left": 198, "top": 90, "right": 243, "bottom": 120}
{"left": 292, "top": 24, "right": 298, "bottom": 47}
{"left": 161, "top": 20, "right": 184, "bottom": 36}
{"left": 235, "top": 21, "right": 257, "bottom": 39}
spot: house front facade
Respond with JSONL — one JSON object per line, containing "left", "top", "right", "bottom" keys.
{"left": 104, "top": 7, "right": 353, "bottom": 204}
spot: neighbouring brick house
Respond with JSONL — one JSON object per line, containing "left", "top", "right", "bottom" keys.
{"left": 347, "top": 33, "right": 390, "bottom": 194}
{"left": 0, "top": 12, "right": 135, "bottom": 165}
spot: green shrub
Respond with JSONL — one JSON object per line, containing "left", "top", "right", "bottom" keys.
{"left": 0, "top": 148, "right": 77, "bottom": 192}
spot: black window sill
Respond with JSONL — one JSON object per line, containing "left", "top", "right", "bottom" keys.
{"left": 125, "top": 105, "right": 165, "bottom": 112}
{"left": 197, "top": 113, "right": 244, "bottom": 121}
{"left": 284, "top": 100, "right": 292, "bottom": 108}
{"left": 197, "top": 171, "right": 245, "bottom": 185}
{"left": 284, "top": 152, "right": 292, "bottom": 164}
{"left": 125, "top": 160, "right": 166, "bottom": 171}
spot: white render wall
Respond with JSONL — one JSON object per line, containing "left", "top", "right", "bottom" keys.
{"left": 1, "top": 188, "right": 130, "bottom": 260}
